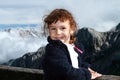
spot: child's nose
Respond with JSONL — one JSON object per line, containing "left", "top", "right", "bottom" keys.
{"left": 56, "top": 29, "right": 61, "bottom": 34}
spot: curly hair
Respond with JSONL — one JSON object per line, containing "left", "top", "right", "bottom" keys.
{"left": 43, "top": 8, "right": 77, "bottom": 44}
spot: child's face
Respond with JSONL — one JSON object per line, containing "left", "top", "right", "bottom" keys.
{"left": 48, "top": 20, "right": 73, "bottom": 44}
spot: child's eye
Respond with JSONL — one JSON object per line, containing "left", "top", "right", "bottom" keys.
{"left": 50, "top": 27, "right": 56, "bottom": 30}
{"left": 61, "top": 27, "right": 66, "bottom": 30}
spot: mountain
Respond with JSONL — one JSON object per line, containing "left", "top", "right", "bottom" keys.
{"left": 0, "top": 25, "right": 47, "bottom": 63}
{"left": 3, "top": 27, "right": 43, "bottom": 38}
{"left": 75, "top": 23, "right": 120, "bottom": 75}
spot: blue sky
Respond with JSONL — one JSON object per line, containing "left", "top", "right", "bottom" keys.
{"left": 0, "top": 0, "right": 120, "bottom": 31}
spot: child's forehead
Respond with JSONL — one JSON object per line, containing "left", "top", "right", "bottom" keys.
{"left": 48, "top": 20, "right": 70, "bottom": 28}
{"left": 50, "top": 20, "right": 70, "bottom": 25}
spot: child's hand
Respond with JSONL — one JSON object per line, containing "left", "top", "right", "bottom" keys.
{"left": 88, "top": 68, "right": 102, "bottom": 79}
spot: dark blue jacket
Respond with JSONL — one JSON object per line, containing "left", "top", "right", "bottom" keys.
{"left": 42, "top": 37, "right": 91, "bottom": 80}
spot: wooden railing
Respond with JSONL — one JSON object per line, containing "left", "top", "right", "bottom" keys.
{"left": 0, "top": 65, "right": 120, "bottom": 80}
{"left": 0, "top": 65, "right": 43, "bottom": 80}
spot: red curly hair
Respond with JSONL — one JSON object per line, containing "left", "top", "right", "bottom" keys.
{"left": 43, "top": 9, "right": 77, "bottom": 44}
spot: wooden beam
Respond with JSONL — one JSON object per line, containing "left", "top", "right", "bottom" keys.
{"left": 0, "top": 65, "right": 120, "bottom": 80}
{"left": 0, "top": 65, "right": 43, "bottom": 80}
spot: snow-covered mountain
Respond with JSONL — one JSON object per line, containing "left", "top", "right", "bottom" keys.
{"left": 0, "top": 26, "right": 47, "bottom": 63}
{"left": 4, "top": 27, "right": 43, "bottom": 38}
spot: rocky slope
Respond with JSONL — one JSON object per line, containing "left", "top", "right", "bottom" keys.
{"left": 75, "top": 23, "right": 120, "bottom": 75}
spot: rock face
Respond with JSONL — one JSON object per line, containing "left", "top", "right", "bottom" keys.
{"left": 2, "top": 23, "right": 120, "bottom": 77}
{"left": 75, "top": 23, "right": 120, "bottom": 75}
{"left": 2, "top": 46, "right": 45, "bottom": 69}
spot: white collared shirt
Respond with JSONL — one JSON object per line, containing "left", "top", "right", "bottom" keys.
{"left": 65, "top": 43, "right": 79, "bottom": 68}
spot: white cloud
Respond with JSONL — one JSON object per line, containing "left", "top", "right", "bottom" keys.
{"left": 0, "top": 0, "right": 119, "bottom": 31}
{"left": 0, "top": 28, "right": 47, "bottom": 63}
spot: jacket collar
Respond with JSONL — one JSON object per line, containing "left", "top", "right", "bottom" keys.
{"left": 47, "top": 36, "right": 83, "bottom": 54}
{"left": 47, "top": 36, "right": 64, "bottom": 46}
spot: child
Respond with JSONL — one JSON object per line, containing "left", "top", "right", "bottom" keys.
{"left": 42, "top": 8, "right": 102, "bottom": 80}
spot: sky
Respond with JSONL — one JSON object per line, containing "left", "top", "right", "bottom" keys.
{"left": 0, "top": 0, "right": 120, "bottom": 31}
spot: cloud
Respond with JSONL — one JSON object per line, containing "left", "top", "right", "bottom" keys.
{"left": 0, "top": 7, "right": 44, "bottom": 24}
{"left": 0, "top": 0, "right": 120, "bottom": 29}
{"left": 0, "top": 27, "right": 47, "bottom": 63}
